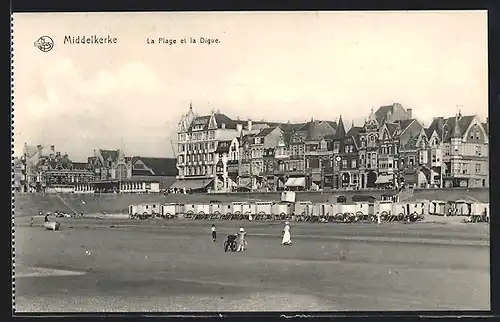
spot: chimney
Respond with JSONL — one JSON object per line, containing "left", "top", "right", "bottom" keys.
{"left": 236, "top": 123, "right": 243, "bottom": 135}
{"left": 221, "top": 123, "right": 226, "bottom": 129}
{"left": 36, "top": 144, "right": 42, "bottom": 153}
{"left": 407, "top": 108, "right": 412, "bottom": 119}
{"left": 247, "top": 119, "right": 252, "bottom": 132}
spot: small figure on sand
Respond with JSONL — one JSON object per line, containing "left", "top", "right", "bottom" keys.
{"left": 211, "top": 224, "right": 217, "bottom": 242}
{"left": 281, "top": 221, "right": 292, "bottom": 245}
{"left": 236, "top": 227, "right": 247, "bottom": 252}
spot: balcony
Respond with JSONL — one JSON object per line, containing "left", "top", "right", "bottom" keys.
{"left": 305, "top": 150, "right": 332, "bottom": 156}
{"left": 273, "top": 169, "right": 287, "bottom": 175}
{"left": 182, "top": 173, "right": 213, "bottom": 179}
{"left": 287, "top": 169, "right": 306, "bottom": 176}
{"left": 443, "top": 172, "right": 474, "bottom": 179}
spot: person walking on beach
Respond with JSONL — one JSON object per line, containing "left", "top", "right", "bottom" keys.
{"left": 281, "top": 221, "right": 292, "bottom": 245}
{"left": 211, "top": 224, "right": 217, "bottom": 242}
{"left": 236, "top": 227, "right": 247, "bottom": 252}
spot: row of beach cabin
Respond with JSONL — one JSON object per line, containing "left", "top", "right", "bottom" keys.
{"left": 128, "top": 199, "right": 489, "bottom": 220}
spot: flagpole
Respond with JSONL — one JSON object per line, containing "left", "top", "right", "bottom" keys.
{"left": 119, "top": 137, "right": 123, "bottom": 193}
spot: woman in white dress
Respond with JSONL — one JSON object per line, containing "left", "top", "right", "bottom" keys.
{"left": 281, "top": 221, "right": 292, "bottom": 245}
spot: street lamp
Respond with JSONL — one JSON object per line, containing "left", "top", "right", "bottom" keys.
{"left": 440, "top": 123, "right": 450, "bottom": 188}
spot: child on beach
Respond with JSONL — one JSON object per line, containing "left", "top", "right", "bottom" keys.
{"left": 236, "top": 227, "right": 247, "bottom": 252}
{"left": 211, "top": 224, "right": 217, "bottom": 242}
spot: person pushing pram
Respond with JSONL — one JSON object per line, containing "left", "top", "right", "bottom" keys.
{"left": 224, "top": 227, "right": 247, "bottom": 252}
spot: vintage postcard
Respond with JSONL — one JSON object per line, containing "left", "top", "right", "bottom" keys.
{"left": 12, "top": 11, "right": 489, "bottom": 313}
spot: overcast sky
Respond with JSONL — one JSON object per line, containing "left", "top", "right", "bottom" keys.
{"left": 12, "top": 11, "right": 487, "bottom": 162}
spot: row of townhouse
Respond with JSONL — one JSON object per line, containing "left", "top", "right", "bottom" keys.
{"left": 171, "top": 103, "right": 489, "bottom": 193}
{"left": 18, "top": 143, "right": 177, "bottom": 193}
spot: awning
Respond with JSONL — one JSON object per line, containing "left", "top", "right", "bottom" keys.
{"left": 238, "top": 177, "right": 251, "bottom": 188}
{"left": 351, "top": 195, "right": 376, "bottom": 202}
{"left": 375, "top": 175, "right": 393, "bottom": 184}
{"left": 285, "top": 177, "right": 306, "bottom": 187}
{"left": 170, "top": 179, "right": 213, "bottom": 190}
{"left": 404, "top": 173, "right": 417, "bottom": 184}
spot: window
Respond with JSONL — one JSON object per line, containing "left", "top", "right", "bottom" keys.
{"left": 462, "top": 163, "right": 468, "bottom": 174}
{"left": 475, "top": 145, "right": 482, "bottom": 156}
{"left": 475, "top": 163, "right": 481, "bottom": 173}
{"left": 351, "top": 159, "right": 357, "bottom": 168}
{"left": 334, "top": 142, "right": 340, "bottom": 152}
{"left": 360, "top": 138, "right": 366, "bottom": 148}
{"left": 342, "top": 160, "right": 348, "bottom": 169}
{"left": 344, "top": 145, "right": 349, "bottom": 153}
{"left": 420, "top": 150, "right": 428, "bottom": 164}
{"left": 349, "top": 145, "right": 354, "bottom": 153}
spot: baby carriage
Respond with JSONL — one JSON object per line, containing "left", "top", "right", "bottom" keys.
{"left": 224, "top": 234, "right": 238, "bottom": 252}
